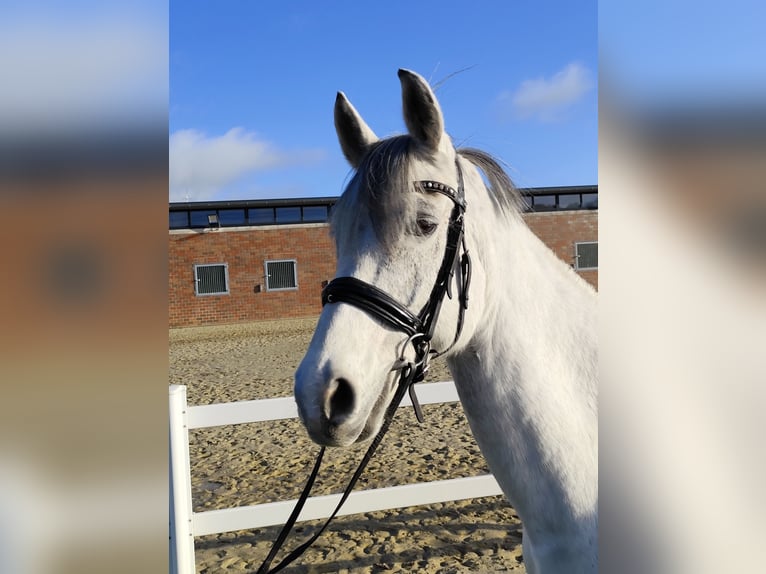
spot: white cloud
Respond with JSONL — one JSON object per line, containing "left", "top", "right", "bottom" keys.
{"left": 498, "top": 62, "right": 594, "bottom": 122}
{"left": 169, "top": 128, "right": 321, "bottom": 201}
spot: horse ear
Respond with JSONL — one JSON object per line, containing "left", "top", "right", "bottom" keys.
{"left": 334, "top": 92, "right": 378, "bottom": 168}
{"left": 398, "top": 68, "right": 444, "bottom": 153}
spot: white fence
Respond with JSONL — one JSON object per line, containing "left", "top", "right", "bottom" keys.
{"left": 169, "top": 382, "right": 502, "bottom": 574}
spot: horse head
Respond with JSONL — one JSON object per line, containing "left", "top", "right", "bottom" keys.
{"left": 294, "top": 69, "right": 485, "bottom": 447}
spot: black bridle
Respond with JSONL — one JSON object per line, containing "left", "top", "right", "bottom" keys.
{"left": 256, "top": 161, "right": 471, "bottom": 574}
{"left": 324, "top": 165, "right": 470, "bottom": 372}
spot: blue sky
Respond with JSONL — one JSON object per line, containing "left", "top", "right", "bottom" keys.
{"left": 170, "top": 1, "right": 597, "bottom": 202}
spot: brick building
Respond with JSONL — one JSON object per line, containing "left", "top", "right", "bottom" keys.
{"left": 169, "top": 186, "right": 597, "bottom": 328}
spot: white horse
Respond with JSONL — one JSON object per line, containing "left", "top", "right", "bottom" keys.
{"left": 294, "top": 69, "right": 597, "bottom": 573}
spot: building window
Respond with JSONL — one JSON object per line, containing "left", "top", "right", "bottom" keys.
{"left": 265, "top": 259, "right": 298, "bottom": 291}
{"left": 190, "top": 210, "right": 218, "bottom": 228}
{"left": 302, "top": 205, "right": 329, "bottom": 222}
{"left": 559, "top": 194, "right": 582, "bottom": 210}
{"left": 170, "top": 211, "right": 189, "bottom": 229}
{"left": 520, "top": 195, "right": 533, "bottom": 212}
{"left": 582, "top": 193, "right": 598, "bottom": 209}
{"left": 218, "top": 209, "right": 246, "bottom": 226}
{"left": 575, "top": 242, "right": 598, "bottom": 270}
{"left": 249, "top": 207, "right": 275, "bottom": 224}
{"left": 532, "top": 194, "right": 557, "bottom": 211}
{"left": 275, "top": 207, "right": 301, "bottom": 224}
{"left": 194, "top": 263, "right": 229, "bottom": 296}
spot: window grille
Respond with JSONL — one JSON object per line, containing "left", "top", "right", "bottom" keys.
{"left": 575, "top": 242, "right": 598, "bottom": 270}
{"left": 265, "top": 260, "right": 298, "bottom": 291}
{"left": 194, "top": 264, "right": 229, "bottom": 295}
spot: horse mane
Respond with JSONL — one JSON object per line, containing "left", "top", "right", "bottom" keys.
{"left": 457, "top": 147, "right": 526, "bottom": 218}
{"left": 331, "top": 137, "right": 524, "bottom": 251}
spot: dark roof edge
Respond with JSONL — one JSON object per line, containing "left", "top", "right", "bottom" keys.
{"left": 170, "top": 185, "right": 597, "bottom": 210}
{"left": 520, "top": 184, "right": 597, "bottom": 196}
{"left": 169, "top": 196, "right": 337, "bottom": 211}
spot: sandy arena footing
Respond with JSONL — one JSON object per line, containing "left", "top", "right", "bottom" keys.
{"left": 170, "top": 317, "right": 526, "bottom": 573}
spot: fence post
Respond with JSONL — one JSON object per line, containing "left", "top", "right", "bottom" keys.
{"left": 169, "top": 385, "right": 196, "bottom": 574}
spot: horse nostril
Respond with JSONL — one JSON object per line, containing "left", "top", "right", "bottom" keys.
{"left": 323, "top": 378, "right": 355, "bottom": 424}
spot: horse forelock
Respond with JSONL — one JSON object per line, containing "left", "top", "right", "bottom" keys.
{"left": 331, "top": 140, "right": 524, "bottom": 253}
{"left": 332, "top": 135, "right": 421, "bottom": 252}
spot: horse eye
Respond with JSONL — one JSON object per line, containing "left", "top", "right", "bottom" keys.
{"left": 416, "top": 218, "right": 437, "bottom": 236}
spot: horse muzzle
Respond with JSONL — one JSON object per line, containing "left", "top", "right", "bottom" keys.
{"left": 295, "top": 356, "right": 394, "bottom": 447}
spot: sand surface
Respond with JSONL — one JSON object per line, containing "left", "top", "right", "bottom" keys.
{"left": 170, "top": 317, "right": 525, "bottom": 573}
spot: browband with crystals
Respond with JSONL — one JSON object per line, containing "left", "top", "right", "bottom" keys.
{"left": 417, "top": 180, "right": 465, "bottom": 208}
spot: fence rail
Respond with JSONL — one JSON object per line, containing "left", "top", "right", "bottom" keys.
{"left": 169, "top": 382, "right": 502, "bottom": 574}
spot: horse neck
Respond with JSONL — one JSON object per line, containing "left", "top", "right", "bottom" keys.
{"left": 457, "top": 207, "right": 597, "bottom": 396}
{"left": 447, "top": 204, "right": 598, "bottom": 529}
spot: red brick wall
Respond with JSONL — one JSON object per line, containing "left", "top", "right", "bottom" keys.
{"left": 525, "top": 211, "right": 598, "bottom": 290}
{"left": 169, "top": 212, "right": 597, "bottom": 327}
{"left": 169, "top": 224, "right": 336, "bottom": 327}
